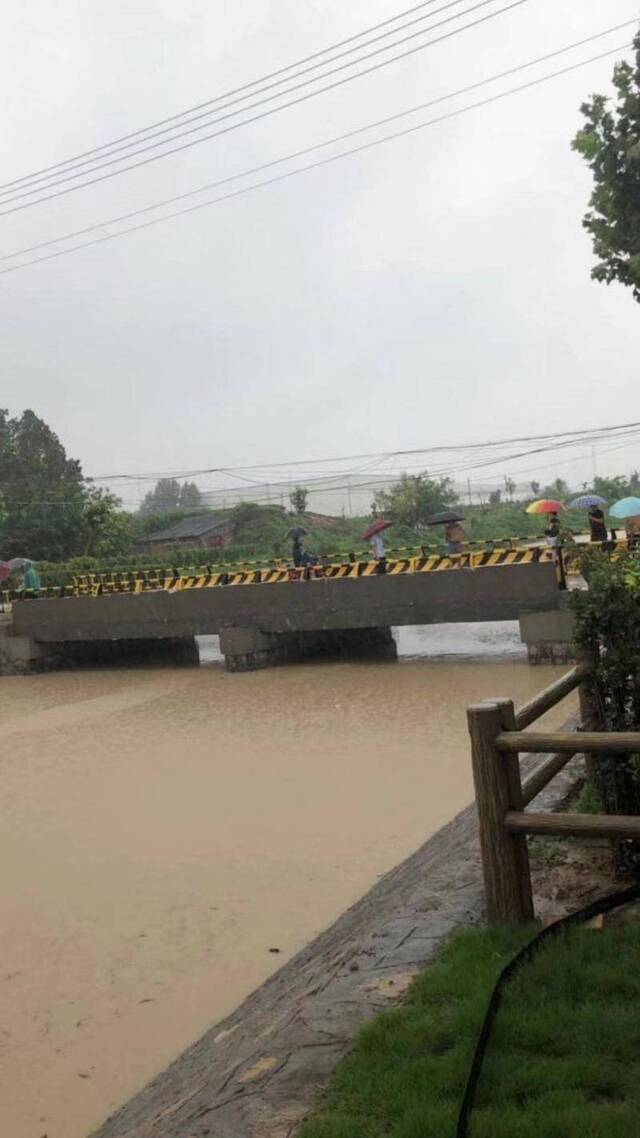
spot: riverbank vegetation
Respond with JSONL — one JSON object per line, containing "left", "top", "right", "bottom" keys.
{"left": 572, "top": 548, "right": 640, "bottom": 874}
{"left": 298, "top": 916, "right": 640, "bottom": 1138}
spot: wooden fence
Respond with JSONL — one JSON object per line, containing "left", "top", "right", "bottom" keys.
{"left": 467, "top": 661, "right": 640, "bottom": 922}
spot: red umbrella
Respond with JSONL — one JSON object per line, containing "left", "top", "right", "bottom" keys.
{"left": 0, "top": 562, "right": 10, "bottom": 583}
{"left": 525, "top": 498, "right": 564, "bottom": 516}
{"left": 362, "top": 519, "right": 392, "bottom": 541}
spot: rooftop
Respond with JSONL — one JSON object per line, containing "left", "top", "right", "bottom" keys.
{"left": 144, "top": 513, "right": 229, "bottom": 542}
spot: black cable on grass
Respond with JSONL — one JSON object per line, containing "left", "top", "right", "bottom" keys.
{"left": 456, "top": 882, "right": 640, "bottom": 1138}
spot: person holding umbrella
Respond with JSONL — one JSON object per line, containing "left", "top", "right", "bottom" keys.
{"left": 588, "top": 505, "right": 607, "bottom": 542}
{"left": 610, "top": 497, "right": 640, "bottom": 547}
{"left": 5, "top": 558, "right": 41, "bottom": 594}
{"left": 567, "top": 494, "right": 607, "bottom": 542}
{"left": 362, "top": 519, "right": 391, "bottom": 573}
{"left": 526, "top": 499, "right": 567, "bottom": 587}
{"left": 425, "top": 511, "right": 468, "bottom": 554}
{"left": 444, "top": 519, "right": 468, "bottom": 554}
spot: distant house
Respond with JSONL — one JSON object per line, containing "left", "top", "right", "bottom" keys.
{"left": 136, "top": 513, "right": 233, "bottom": 555}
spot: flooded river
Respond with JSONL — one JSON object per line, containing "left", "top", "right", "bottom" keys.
{"left": 0, "top": 625, "right": 576, "bottom": 1138}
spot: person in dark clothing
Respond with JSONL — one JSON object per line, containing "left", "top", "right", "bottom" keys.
{"left": 588, "top": 506, "right": 607, "bottom": 543}
{"left": 292, "top": 536, "right": 304, "bottom": 567}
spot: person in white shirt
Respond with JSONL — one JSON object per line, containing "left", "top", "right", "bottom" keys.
{"left": 370, "top": 532, "right": 387, "bottom": 573}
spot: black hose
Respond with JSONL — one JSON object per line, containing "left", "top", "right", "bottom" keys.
{"left": 455, "top": 882, "right": 640, "bottom": 1138}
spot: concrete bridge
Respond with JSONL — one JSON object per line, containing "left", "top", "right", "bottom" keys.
{"left": 0, "top": 560, "right": 572, "bottom": 673}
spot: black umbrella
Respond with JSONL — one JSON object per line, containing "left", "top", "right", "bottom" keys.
{"left": 286, "top": 526, "right": 309, "bottom": 539}
{"left": 426, "top": 511, "right": 466, "bottom": 526}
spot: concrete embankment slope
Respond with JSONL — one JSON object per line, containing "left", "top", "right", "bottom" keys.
{"left": 90, "top": 749, "right": 578, "bottom": 1138}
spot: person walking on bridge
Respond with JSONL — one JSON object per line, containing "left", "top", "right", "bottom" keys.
{"left": 363, "top": 519, "right": 391, "bottom": 574}
{"left": 588, "top": 505, "right": 607, "bottom": 543}
{"left": 444, "top": 520, "right": 467, "bottom": 555}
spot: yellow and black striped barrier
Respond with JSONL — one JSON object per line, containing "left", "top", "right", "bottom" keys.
{"left": 7, "top": 537, "right": 630, "bottom": 606}
{"left": 37, "top": 545, "right": 555, "bottom": 597}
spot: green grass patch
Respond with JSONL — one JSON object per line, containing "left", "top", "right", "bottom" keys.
{"left": 299, "top": 922, "right": 640, "bottom": 1138}
{"left": 575, "top": 780, "right": 605, "bottom": 815}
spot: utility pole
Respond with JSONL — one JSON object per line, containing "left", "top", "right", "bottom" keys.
{"left": 467, "top": 478, "right": 473, "bottom": 506}
{"left": 591, "top": 441, "right": 598, "bottom": 482}
{"left": 347, "top": 476, "right": 353, "bottom": 517}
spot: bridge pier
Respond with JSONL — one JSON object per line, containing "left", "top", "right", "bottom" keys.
{"left": 519, "top": 597, "right": 575, "bottom": 665}
{"left": 0, "top": 621, "right": 47, "bottom": 674}
{"left": 219, "top": 626, "right": 397, "bottom": 672}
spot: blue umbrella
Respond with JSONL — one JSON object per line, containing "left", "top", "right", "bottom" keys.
{"left": 610, "top": 497, "right": 640, "bottom": 519}
{"left": 567, "top": 494, "right": 607, "bottom": 509}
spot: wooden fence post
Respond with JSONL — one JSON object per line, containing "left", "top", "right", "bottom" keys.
{"left": 577, "top": 650, "right": 600, "bottom": 787}
{"left": 467, "top": 700, "right": 534, "bottom": 923}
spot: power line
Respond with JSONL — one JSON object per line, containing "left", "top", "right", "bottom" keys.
{"left": 0, "top": 37, "right": 631, "bottom": 276}
{"left": 7, "top": 426, "right": 640, "bottom": 508}
{"left": 0, "top": 0, "right": 477, "bottom": 198}
{"left": 2, "top": 20, "right": 633, "bottom": 265}
{"left": 86, "top": 422, "right": 640, "bottom": 483}
{"left": 0, "top": 0, "right": 469, "bottom": 192}
{"left": 0, "top": 0, "right": 526, "bottom": 215}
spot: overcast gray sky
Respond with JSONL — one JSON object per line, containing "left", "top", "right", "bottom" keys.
{"left": 2, "top": 0, "right": 639, "bottom": 509}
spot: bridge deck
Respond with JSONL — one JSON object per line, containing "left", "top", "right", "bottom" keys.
{"left": 10, "top": 562, "right": 560, "bottom": 643}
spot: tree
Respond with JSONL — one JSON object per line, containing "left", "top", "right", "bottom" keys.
{"left": 544, "top": 477, "right": 569, "bottom": 500}
{"left": 0, "top": 408, "right": 87, "bottom": 560}
{"left": 488, "top": 489, "right": 502, "bottom": 506}
{"left": 289, "top": 486, "right": 309, "bottom": 514}
{"left": 572, "top": 550, "right": 640, "bottom": 872}
{"left": 81, "top": 486, "right": 130, "bottom": 556}
{"left": 593, "top": 474, "right": 632, "bottom": 502}
{"left": 530, "top": 480, "right": 541, "bottom": 497}
{"left": 140, "top": 478, "right": 201, "bottom": 515}
{"left": 179, "top": 481, "right": 201, "bottom": 509}
{"left": 504, "top": 476, "right": 516, "bottom": 502}
{"left": 572, "top": 34, "right": 640, "bottom": 301}
{"left": 373, "top": 473, "right": 458, "bottom": 528}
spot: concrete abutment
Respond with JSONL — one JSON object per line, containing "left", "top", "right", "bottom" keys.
{"left": 0, "top": 626, "right": 199, "bottom": 674}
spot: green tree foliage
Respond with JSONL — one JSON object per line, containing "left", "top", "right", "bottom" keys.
{"left": 544, "top": 477, "right": 570, "bottom": 500}
{"left": 373, "top": 473, "right": 458, "bottom": 529}
{"left": 0, "top": 408, "right": 87, "bottom": 559}
{"left": 140, "top": 478, "right": 202, "bottom": 515}
{"left": 179, "top": 481, "right": 201, "bottom": 508}
{"left": 488, "top": 489, "right": 501, "bottom": 505}
{"left": 289, "top": 485, "right": 309, "bottom": 514}
{"left": 572, "top": 34, "right": 640, "bottom": 301}
{"left": 530, "top": 480, "right": 541, "bottom": 497}
{"left": 572, "top": 550, "right": 640, "bottom": 871}
{"left": 593, "top": 473, "right": 637, "bottom": 502}
{"left": 82, "top": 487, "right": 134, "bottom": 556}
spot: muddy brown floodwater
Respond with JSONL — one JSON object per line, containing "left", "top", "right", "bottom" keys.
{"left": 0, "top": 630, "right": 576, "bottom": 1138}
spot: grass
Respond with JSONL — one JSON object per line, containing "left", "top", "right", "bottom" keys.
{"left": 298, "top": 920, "right": 640, "bottom": 1138}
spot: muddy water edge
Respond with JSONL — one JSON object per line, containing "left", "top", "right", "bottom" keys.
{"left": 0, "top": 624, "right": 576, "bottom": 1138}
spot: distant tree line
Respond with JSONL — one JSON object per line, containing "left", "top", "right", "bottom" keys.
{"left": 140, "top": 478, "right": 202, "bottom": 515}
{"left": 3, "top": 409, "right": 640, "bottom": 563}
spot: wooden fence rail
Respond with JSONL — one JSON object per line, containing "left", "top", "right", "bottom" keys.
{"left": 467, "top": 662, "right": 640, "bottom": 923}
